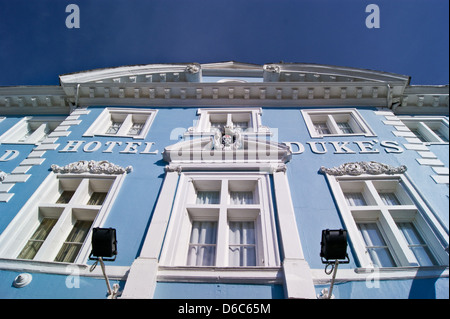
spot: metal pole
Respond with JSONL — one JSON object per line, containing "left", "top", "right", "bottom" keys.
{"left": 328, "top": 260, "right": 339, "bottom": 299}
{"left": 98, "top": 257, "right": 112, "bottom": 296}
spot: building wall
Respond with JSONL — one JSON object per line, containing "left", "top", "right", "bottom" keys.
{"left": 0, "top": 100, "right": 448, "bottom": 298}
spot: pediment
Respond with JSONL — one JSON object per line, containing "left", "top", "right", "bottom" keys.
{"left": 59, "top": 63, "right": 201, "bottom": 85}
{"left": 162, "top": 136, "right": 292, "bottom": 164}
{"left": 263, "top": 63, "right": 411, "bottom": 84}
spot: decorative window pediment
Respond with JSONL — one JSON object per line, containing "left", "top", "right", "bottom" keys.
{"left": 162, "top": 135, "right": 291, "bottom": 165}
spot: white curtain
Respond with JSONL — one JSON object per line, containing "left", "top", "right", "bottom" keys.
{"left": 344, "top": 192, "right": 367, "bottom": 206}
{"left": 196, "top": 191, "right": 220, "bottom": 204}
{"left": 228, "top": 221, "right": 256, "bottom": 266}
{"left": 358, "top": 223, "right": 395, "bottom": 267}
{"left": 314, "top": 122, "right": 330, "bottom": 135}
{"left": 187, "top": 221, "right": 217, "bottom": 266}
{"left": 397, "top": 222, "right": 436, "bottom": 266}
{"left": 230, "top": 191, "right": 253, "bottom": 205}
{"left": 337, "top": 122, "right": 354, "bottom": 134}
{"left": 379, "top": 192, "right": 400, "bottom": 205}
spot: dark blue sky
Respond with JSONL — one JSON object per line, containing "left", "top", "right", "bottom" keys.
{"left": 0, "top": 0, "right": 448, "bottom": 86}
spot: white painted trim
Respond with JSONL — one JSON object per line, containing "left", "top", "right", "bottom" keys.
{"left": 83, "top": 107, "right": 157, "bottom": 139}
{"left": 301, "top": 108, "right": 376, "bottom": 138}
{"left": 323, "top": 173, "right": 449, "bottom": 269}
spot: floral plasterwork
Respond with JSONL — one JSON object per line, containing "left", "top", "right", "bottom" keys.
{"left": 319, "top": 161, "right": 407, "bottom": 176}
{"left": 51, "top": 160, "right": 132, "bottom": 174}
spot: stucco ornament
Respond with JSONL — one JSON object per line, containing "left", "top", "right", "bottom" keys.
{"left": 263, "top": 64, "right": 281, "bottom": 73}
{"left": 186, "top": 63, "right": 200, "bottom": 74}
{"left": 51, "top": 160, "right": 132, "bottom": 174}
{"left": 212, "top": 125, "right": 243, "bottom": 150}
{"left": 0, "top": 170, "right": 7, "bottom": 182}
{"left": 319, "top": 161, "right": 407, "bottom": 176}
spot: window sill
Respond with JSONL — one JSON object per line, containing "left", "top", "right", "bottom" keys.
{"left": 312, "top": 266, "right": 449, "bottom": 284}
{"left": 0, "top": 258, "right": 129, "bottom": 280}
{"left": 310, "top": 133, "right": 376, "bottom": 139}
{"left": 157, "top": 266, "right": 283, "bottom": 284}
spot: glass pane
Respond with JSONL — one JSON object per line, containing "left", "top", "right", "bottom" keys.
{"left": 210, "top": 121, "right": 226, "bottom": 131}
{"left": 56, "top": 191, "right": 75, "bottom": 204}
{"left": 187, "top": 221, "right": 217, "bottom": 266}
{"left": 87, "top": 192, "right": 107, "bottom": 205}
{"left": 314, "top": 122, "right": 330, "bottom": 134}
{"left": 106, "top": 122, "right": 122, "bottom": 134}
{"left": 397, "top": 222, "right": 424, "bottom": 245}
{"left": 358, "top": 223, "right": 386, "bottom": 247}
{"left": 55, "top": 220, "right": 93, "bottom": 263}
{"left": 344, "top": 193, "right": 367, "bottom": 206}
{"left": 397, "top": 222, "right": 437, "bottom": 266}
{"left": 337, "top": 122, "right": 354, "bottom": 134}
{"left": 358, "top": 223, "right": 396, "bottom": 267}
{"left": 230, "top": 191, "right": 254, "bottom": 205}
{"left": 196, "top": 191, "right": 220, "bottom": 204}
{"left": 368, "top": 247, "right": 396, "bottom": 267}
{"left": 229, "top": 221, "right": 256, "bottom": 266}
{"left": 17, "top": 218, "right": 57, "bottom": 260}
{"left": 410, "top": 128, "right": 427, "bottom": 142}
{"left": 410, "top": 246, "right": 437, "bottom": 266}
{"left": 128, "top": 122, "right": 144, "bottom": 136}
{"left": 432, "top": 129, "right": 449, "bottom": 142}
{"left": 379, "top": 193, "right": 400, "bottom": 205}
{"left": 233, "top": 121, "right": 249, "bottom": 130}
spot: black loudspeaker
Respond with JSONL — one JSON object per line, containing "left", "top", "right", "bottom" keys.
{"left": 320, "top": 229, "right": 348, "bottom": 262}
{"left": 90, "top": 227, "right": 117, "bottom": 260}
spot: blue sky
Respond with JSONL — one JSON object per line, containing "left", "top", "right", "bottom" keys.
{"left": 0, "top": 0, "right": 448, "bottom": 86}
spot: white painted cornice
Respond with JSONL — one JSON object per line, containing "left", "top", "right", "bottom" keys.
{"left": 394, "top": 85, "right": 449, "bottom": 115}
{"left": 0, "top": 86, "right": 70, "bottom": 115}
{"left": 63, "top": 80, "right": 402, "bottom": 108}
{"left": 0, "top": 62, "right": 448, "bottom": 116}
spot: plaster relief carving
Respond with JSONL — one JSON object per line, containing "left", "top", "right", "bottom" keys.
{"left": 51, "top": 160, "right": 132, "bottom": 174}
{"left": 212, "top": 126, "right": 243, "bottom": 150}
{"left": 319, "top": 161, "right": 407, "bottom": 176}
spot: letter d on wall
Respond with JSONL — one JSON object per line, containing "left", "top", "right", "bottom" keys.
{"left": 0, "top": 150, "right": 19, "bottom": 162}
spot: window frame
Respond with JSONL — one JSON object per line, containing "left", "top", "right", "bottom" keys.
{"left": 187, "top": 108, "right": 270, "bottom": 136}
{"left": 302, "top": 108, "right": 376, "bottom": 138}
{"left": 83, "top": 108, "right": 157, "bottom": 139}
{"left": 324, "top": 171, "right": 448, "bottom": 269}
{"left": 398, "top": 116, "right": 449, "bottom": 144}
{"left": 159, "top": 172, "right": 280, "bottom": 270}
{"left": 0, "top": 116, "right": 65, "bottom": 144}
{"left": 0, "top": 170, "right": 127, "bottom": 265}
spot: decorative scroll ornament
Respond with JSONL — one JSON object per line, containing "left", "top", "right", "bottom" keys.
{"left": 319, "top": 161, "right": 407, "bottom": 176}
{"left": 212, "top": 125, "right": 243, "bottom": 151}
{"left": 51, "top": 160, "right": 132, "bottom": 174}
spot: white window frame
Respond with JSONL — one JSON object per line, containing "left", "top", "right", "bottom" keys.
{"left": 0, "top": 116, "right": 65, "bottom": 144}
{"left": 302, "top": 109, "right": 376, "bottom": 138}
{"left": 159, "top": 171, "right": 280, "bottom": 270}
{"left": 83, "top": 108, "right": 157, "bottom": 139}
{"left": 325, "top": 173, "right": 449, "bottom": 269}
{"left": 0, "top": 171, "right": 126, "bottom": 265}
{"left": 187, "top": 108, "right": 270, "bottom": 136}
{"left": 398, "top": 116, "right": 449, "bottom": 144}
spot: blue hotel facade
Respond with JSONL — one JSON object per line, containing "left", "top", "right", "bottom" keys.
{"left": 0, "top": 62, "right": 448, "bottom": 299}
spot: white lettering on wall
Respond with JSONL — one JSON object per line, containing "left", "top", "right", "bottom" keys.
{"left": 56, "top": 140, "right": 403, "bottom": 155}
{"left": 0, "top": 150, "right": 20, "bottom": 161}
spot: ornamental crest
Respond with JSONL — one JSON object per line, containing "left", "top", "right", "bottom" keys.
{"left": 212, "top": 125, "right": 244, "bottom": 151}
{"left": 319, "top": 161, "right": 407, "bottom": 176}
{"left": 51, "top": 160, "right": 132, "bottom": 174}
